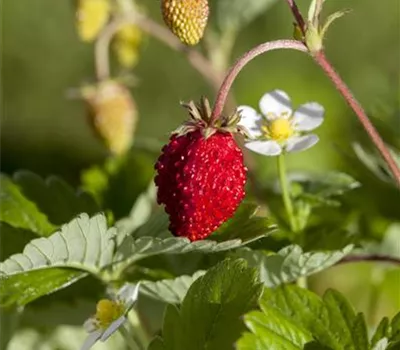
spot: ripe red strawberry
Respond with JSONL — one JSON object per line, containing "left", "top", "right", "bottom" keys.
{"left": 154, "top": 98, "right": 247, "bottom": 241}
{"left": 161, "top": 0, "right": 209, "bottom": 45}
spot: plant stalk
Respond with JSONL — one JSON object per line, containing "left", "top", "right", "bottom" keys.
{"left": 282, "top": 0, "right": 400, "bottom": 186}
{"left": 277, "top": 154, "right": 297, "bottom": 232}
{"left": 119, "top": 325, "right": 144, "bottom": 350}
{"left": 209, "top": 40, "right": 308, "bottom": 123}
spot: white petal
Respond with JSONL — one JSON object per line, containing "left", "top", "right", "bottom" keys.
{"left": 118, "top": 283, "right": 141, "bottom": 310}
{"left": 245, "top": 140, "right": 282, "bottom": 156}
{"left": 237, "top": 105, "right": 262, "bottom": 138}
{"left": 292, "top": 102, "right": 324, "bottom": 131}
{"left": 80, "top": 330, "right": 103, "bottom": 350}
{"left": 100, "top": 316, "right": 126, "bottom": 341}
{"left": 83, "top": 317, "right": 97, "bottom": 333}
{"left": 259, "top": 90, "right": 292, "bottom": 119}
{"left": 285, "top": 134, "right": 319, "bottom": 153}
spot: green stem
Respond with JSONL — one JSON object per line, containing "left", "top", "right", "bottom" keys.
{"left": 277, "top": 154, "right": 296, "bottom": 232}
{"left": 119, "top": 325, "right": 144, "bottom": 350}
{"left": 296, "top": 276, "right": 308, "bottom": 289}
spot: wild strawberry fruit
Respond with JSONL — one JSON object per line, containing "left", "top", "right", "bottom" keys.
{"left": 154, "top": 98, "right": 248, "bottom": 241}
{"left": 161, "top": 0, "right": 209, "bottom": 46}
{"left": 81, "top": 80, "right": 137, "bottom": 156}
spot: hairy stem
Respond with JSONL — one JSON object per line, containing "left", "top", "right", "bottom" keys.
{"left": 277, "top": 154, "right": 297, "bottom": 232}
{"left": 209, "top": 40, "right": 308, "bottom": 123}
{"left": 339, "top": 254, "right": 400, "bottom": 266}
{"left": 285, "top": 0, "right": 306, "bottom": 34}
{"left": 95, "top": 14, "right": 222, "bottom": 89}
{"left": 282, "top": 0, "right": 400, "bottom": 186}
{"left": 313, "top": 51, "right": 400, "bottom": 185}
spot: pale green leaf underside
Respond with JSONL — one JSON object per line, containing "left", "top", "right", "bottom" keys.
{"left": 115, "top": 235, "right": 250, "bottom": 268}
{"left": 140, "top": 271, "right": 206, "bottom": 304}
{"left": 236, "top": 244, "right": 353, "bottom": 287}
{"left": 0, "top": 213, "right": 115, "bottom": 277}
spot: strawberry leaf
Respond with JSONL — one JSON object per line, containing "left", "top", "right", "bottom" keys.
{"left": 0, "top": 174, "right": 56, "bottom": 236}
{"left": 234, "top": 244, "right": 353, "bottom": 286}
{"left": 154, "top": 259, "right": 263, "bottom": 350}
{"left": 238, "top": 285, "right": 383, "bottom": 350}
{"left": 12, "top": 170, "right": 100, "bottom": 226}
{"left": 140, "top": 271, "right": 206, "bottom": 304}
{"left": 211, "top": 201, "right": 277, "bottom": 243}
{"left": 0, "top": 213, "right": 115, "bottom": 307}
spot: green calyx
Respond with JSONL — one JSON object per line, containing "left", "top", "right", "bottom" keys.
{"left": 173, "top": 97, "right": 249, "bottom": 139}
{"left": 305, "top": 0, "right": 351, "bottom": 54}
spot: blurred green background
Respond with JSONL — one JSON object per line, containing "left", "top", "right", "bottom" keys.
{"left": 1, "top": 0, "right": 399, "bottom": 343}
{"left": 2, "top": 0, "right": 399, "bottom": 180}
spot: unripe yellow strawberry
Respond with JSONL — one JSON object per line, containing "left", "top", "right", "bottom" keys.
{"left": 113, "top": 25, "right": 143, "bottom": 68}
{"left": 76, "top": 0, "right": 111, "bottom": 42}
{"left": 82, "top": 81, "right": 137, "bottom": 155}
{"left": 161, "top": 0, "right": 209, "bottom": 46}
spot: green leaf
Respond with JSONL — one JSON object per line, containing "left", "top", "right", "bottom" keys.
{"left": 0, "top": 268, "right": 85, "bottom": 307}
{"left": 212, "top": 0, "right": 278, "bottom": 33}
{"left": 114, "top": 234, "right": 259, "bottom": 275}
{"left": 13, "top": 171, "right": 100, "bottom": 226}
{"left": 0, "top": 213, "right": 116, "bottom": 306}
{"left": 148, "top": 336, "right": 165, "bottom": 350}
{"left": 212, "top": 202, "right": 277, "bottom": 243}
{"left": 371, "top": 317, "right": 390, "bottom": 347}
{"left": 240, "top": 285, "right": 372, "bottom": 350}
{"left": 235, "top": 244, "right": 353, "bottom": 287}
{"left": 237, "top": 308, "right": 313, "bottom": 350}
{"left": 115, "top": 184, "right": 157, "bottom": 237}
{"left": 293, "top": 172, "right": 361, "bottom": 207}
{"left": 0, "top": 223, "right": 37, "bottom": 261}
{"left": 159, "top": 259, "right": 263, "bottom": 350}
{"left": 140, "top": 271, "right": 206, "bottom": 304}
{"left": 372, "top": 338, "right": 389, "bottom": 350}
{"left": 0, "top": 174, "right": 56, "bottom": 236}
{"left": 163, "top": 304, "right": 183, "bottom": 350}
{"left": 353, "top": 142, "right": 400, "bottom": 186}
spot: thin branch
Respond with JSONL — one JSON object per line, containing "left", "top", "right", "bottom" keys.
{"left": 210, "top": 40, "right": 308, "bottom": 124}
{"left": 285, "top": 0, "right": 306, "bottom": 34}
{"left": 95, "top": 14, "right": 222, "bottom": 89}
{"left": 339, "top": 254, "right": 400, "bottom": 266}
{"left": 282, "top": 0, "right": 400, "bottom": 186}
{"left": 313, "top": 51, "right": 400, "bottom": 185}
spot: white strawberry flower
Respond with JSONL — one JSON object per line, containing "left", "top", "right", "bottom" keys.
{"left": 238, "top": 90, "right": 325, "bottom": 156}
{"left": 81, "top": 283, "right": 140, "bottom": 350}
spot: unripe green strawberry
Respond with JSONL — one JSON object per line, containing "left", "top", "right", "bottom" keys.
{"left": 76, "top": 0, "right": 111, "bottom": 42}
{"left": 161, "top": 0, "right": 209, "bottom": 46}
{"left": 82, "top": 80, "right": 137, "bottom": 156}
{"left": 113, "top": 24, "right": 143, "bottom": 68}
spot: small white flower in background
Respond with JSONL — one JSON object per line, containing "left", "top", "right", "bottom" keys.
{"left": 238, "top": 90, "right": 325, "bottom": 156}
{"left": 81, "top": 283, "right": 140, "bottom": 350}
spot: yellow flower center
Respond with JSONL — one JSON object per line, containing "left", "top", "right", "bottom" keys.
{"left": 95, "top": 299, "right": 124, "bottom": 328}
{"left": 263, "top": 118, "right": 294, "bottom": 141}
